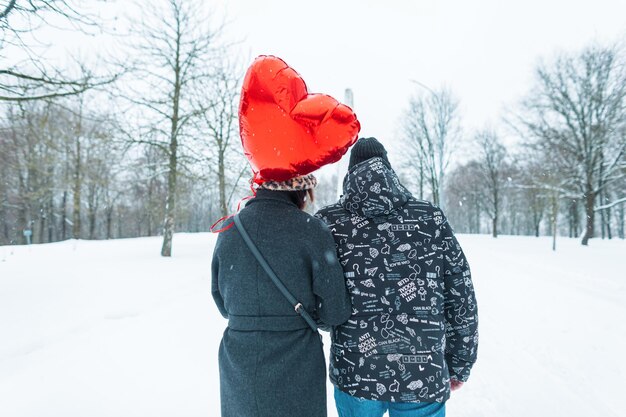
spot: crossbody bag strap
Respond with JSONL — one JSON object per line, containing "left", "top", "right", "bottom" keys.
{"left": 233, "top": 215, "right": 318, "bottom": 332}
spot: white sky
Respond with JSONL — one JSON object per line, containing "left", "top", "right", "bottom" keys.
{"left": 6, "top": 0, "right": 626, "bottom": 167}
{"left": 211, "top": 0, "right": 625, "bottom": 144}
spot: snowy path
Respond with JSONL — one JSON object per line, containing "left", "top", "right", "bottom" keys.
{"left": 0, "top": 234, "right": 624, "bottom": 417}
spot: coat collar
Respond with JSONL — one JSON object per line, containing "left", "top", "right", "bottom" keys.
{"left": 246, "top": 189, "right": 298, "bottom": 208}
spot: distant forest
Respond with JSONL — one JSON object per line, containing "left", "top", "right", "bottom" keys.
{"left": 1, "top": 1, "right": 624, "bottom": 252}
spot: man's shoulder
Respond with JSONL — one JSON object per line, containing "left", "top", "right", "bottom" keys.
{"left": 314, "top": 198, "right": 447, "bottom": 228}
{"left": 315, "top": 201, "right": 343, "bottom": 216}
{"left": 405, "top": 197, "right": 439, "bottom": 212}
{"left": 314, "top": 202, "right": 349, "bottom": 225}
{"left": 403, "top": 198, "right": 446, "bottom": 222}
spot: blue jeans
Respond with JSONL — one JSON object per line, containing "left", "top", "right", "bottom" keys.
{"left": 334, "top": 387, "right": 446, "bottom": 417}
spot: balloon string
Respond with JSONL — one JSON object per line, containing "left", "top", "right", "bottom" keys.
{"left": 210, "top": 181, "right": 258, "bottom": 233}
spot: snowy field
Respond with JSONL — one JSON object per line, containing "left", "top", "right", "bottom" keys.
{"left": 0, "top": 233, "right": 624, "bottom": 417}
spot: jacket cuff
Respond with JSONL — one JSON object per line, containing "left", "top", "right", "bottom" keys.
{"left": 446, "top": 357, "right": 473, "bottom": 382}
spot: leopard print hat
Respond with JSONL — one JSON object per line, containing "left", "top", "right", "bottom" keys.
{"left": 258, "top": 174, "right": 318, "bottom": 191}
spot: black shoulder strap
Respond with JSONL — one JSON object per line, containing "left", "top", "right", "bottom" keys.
{"left": 233, "top": 214, "right": 318, "bottom": 332}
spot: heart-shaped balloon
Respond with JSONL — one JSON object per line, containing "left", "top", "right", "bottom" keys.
{"left": 239, "top": 55, "right": 361, "bottom": 184}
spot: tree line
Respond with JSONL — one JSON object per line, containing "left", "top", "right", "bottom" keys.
{"left": 0, "top": 0, "right": 248, "bottom": 254}
{"left": 1, "top": 1, "right": 624, "bottom": 252}
{"left": 397, "top": 42, "right": 626, "bottom": 247}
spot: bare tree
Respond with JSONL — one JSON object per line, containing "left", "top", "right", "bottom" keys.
{"left": 0, "top": 135, "right": 9, "bottom": 242}
{"left": 445, "top": 161, "right": 483, "bottom": 234}
{"left": 70, "top": 101, "right": 83, "bottom": 238}
{"left": 475, "top": 129, "right": 508, "bottom": 237}
{"left": 0, "top": 0, "right": 118, "bottom": 102}
{"left": 521, "top": 183, "right": 547, "bottom": 237}
{"left": 83, "top": 119, "right": 119, "bottom": 240}
{"left": 197, "top": 61, "right": 247, "bottom": 217}
{"left": 1, "top": 102, "right": 56, "bottom": 243}
{"left": 0, "top": 88, "right": 231, "bottom": 247}
{"left": 608, "top": 173, "right": 625, "bottom": 238}
{"left": 403, "top": 87, "right": 461, "bottom": 207}
{"left": 0, "top": 0, "right": 96, "bottom": 33}
{"left": 518, "top": 149, "right": 575, "bottom": 250}
{"left": 122, "top": 0, "right": 225, "bottom": 256}
{"left": 518, "top": 43, "right": 626, "bottom": 245}
{"left": 53, "top": 96, "right": 111, "bottom": 240}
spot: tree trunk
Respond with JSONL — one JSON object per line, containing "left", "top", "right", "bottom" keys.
{"left": 475, "top": 199, "right": 480, "bottom": 234}
{"left": 567, "top": 201, "right": 572, "bottom": 238}
{"left": 605, "top": 202, "right": 612, "bottom": 239}
{"left": 161, "top": 119, "right": 179, "bottom": 257}
{"left": 581, "top": 188, "right": 595, "bottom": 246}
{"left": 38, "top": 203, "right": 46, "bottom": 243}
{"left": 147, "top": 178, "right": 153, "bottom": 236}
{"left": 0, "top": 163, "right": 6, "bottom": 244}
{"left": 572, "top": 200, "right": 579, "bottom": 238}
{"left": 600, "top": 191, "right": 606, "bottom": 239}
{"left": 1, "top": 218, "right": 7, "bottom": 245}
{"left": 48, "top": 195, "right": 54, "bottom": 243}
{"left": 418, "top": 160, "right": 424, "bottom": 200}
{"left": 533, "top": 200, "right": 541, "bottom": 237}
{"left": 18, "top": 206, "right": 28, "bottom": 245}
{"left": 551, "top": 193, "right": 559, "bottom": 251}
{"left": 87, "top": 182, "right": 97, "bottom": 240}
{"left": 160, "top": 37, "right": 182, "bottom": 257}
{"left": 61, "top": 190, "right": 68, "bottom": 240}
{"left": 617, "top": 202, "right": 624, "bottom": 239}
{"left": 117, "top": 207, "right": 123, "bottom": 238}
{"left": 0, "top": 202, "right": 7, "bottom": 244}
{"left": 438, "top": 170, "right": 445, "bottom": 210}
{"left": 106, "top": 206, "right": 113, "bottom": 239}
{"left": 492, "top": 187, "right": 499, "bottom": 238}
{"left": 73, "top": 137, "right": 81, "bottom": 239}
{"left": 218, "top": 148, "right": 227, "bottom": 217}
{"left": 88, "top": 207, "right": 96, "bottom": 239}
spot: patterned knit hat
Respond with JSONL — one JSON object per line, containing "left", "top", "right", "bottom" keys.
{"left": 258, "top": 174, "right": 318, "bottom": 191}
{"left": 348, "top": 137, "right": 391, "bottom": 169}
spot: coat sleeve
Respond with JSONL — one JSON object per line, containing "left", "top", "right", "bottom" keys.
{"left": 438, "top": 212, "right": 479, "bottom": 382}
{"left": 311, "top": 222, "right": 352, "bottom": 328}
{"left": 211, "top": 238, "right": 228, "bottom": 319}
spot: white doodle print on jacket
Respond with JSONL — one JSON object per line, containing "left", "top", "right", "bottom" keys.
{"left": 315, "top": 157, "right": 479, "bottom": 404}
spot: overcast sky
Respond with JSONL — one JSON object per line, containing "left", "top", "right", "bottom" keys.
{"left": 8, "top": 0, "right": 626, "bottom": 170}
{"left": 211, "top": 0, "right": 625, "bottom": 147}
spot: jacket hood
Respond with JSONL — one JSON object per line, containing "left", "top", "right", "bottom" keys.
{"left": 340, "top": 157, "right": 412, "bottom": 218}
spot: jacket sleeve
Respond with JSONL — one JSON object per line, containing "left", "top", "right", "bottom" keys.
{"left": 438, "top": 213, "right": 479, "bottom": 382}
{"left": 211, "top": 238, "right": 228, "bottom": 319}
{"left": 311, "top": 222, "right": 352, "bottom": 328}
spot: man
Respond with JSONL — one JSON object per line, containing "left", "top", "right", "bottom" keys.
{"left": 315, "top": 137, "right": 478, "bottom": 417}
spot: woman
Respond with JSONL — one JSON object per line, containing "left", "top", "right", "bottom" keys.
{"left": 211, "top": 174, "right": 352, "bottom": 417}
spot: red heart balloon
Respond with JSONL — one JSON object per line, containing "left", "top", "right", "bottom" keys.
{"left": 239, "top": 56, "right": 361, "bottom": 184}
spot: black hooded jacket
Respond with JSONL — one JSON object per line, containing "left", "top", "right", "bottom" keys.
{"left": 315, "top": 157, "right": 478, "bottom": 403}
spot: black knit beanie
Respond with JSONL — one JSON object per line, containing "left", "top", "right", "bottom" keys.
{"left": 348, "top": 137, "right": 391, "bottom": 169}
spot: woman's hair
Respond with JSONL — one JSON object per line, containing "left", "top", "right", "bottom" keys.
{"left": 287, "top": 189, "right": 315, "bottom": 210}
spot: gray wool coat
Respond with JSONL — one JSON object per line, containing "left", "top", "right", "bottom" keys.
{"left": 211, "top": 189, "right": 352, "bottom": 417}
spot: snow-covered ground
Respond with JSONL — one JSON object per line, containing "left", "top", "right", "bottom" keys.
{"left": 0, "top": 233, "right": 624, "bottom": 417}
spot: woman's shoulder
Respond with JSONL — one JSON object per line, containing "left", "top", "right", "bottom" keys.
{"left": 236, "top": 204, "right": 330, "bottom": 236}
{"left": 288, "top": 209, "right": 330, "bottom": 234}
{"left": 275, "top": 208, "right": 335, "bottom": 244}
